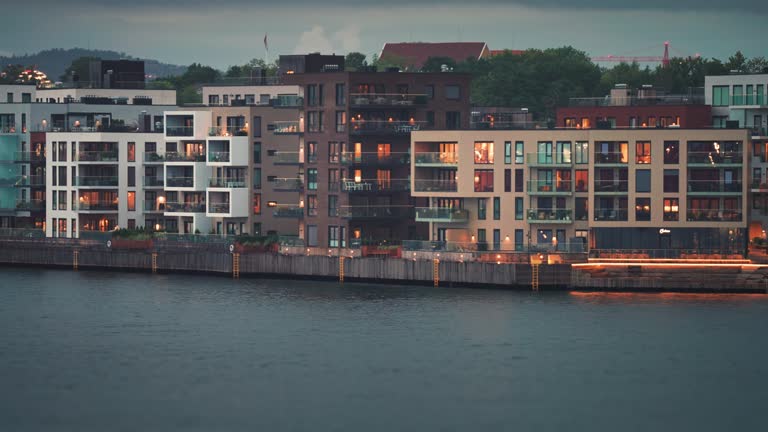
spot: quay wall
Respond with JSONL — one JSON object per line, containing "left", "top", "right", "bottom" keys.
{"left": 1, "top": 240, "right": 766, "bottom": 293}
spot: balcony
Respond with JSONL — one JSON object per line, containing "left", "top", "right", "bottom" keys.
{"left": 272, "top": 152, "right": 302, "bottom": 165}
{"left": 207, "top": 151, "right": 230, "bottom": 163}
{"left": 208, "top": 178, "right": 247, "bottom": 188}
{"left": 414, "top": 152, "right": 458, "bottom": 166}
{"left": 525, "top": 153, "right": 572, "bottom": 167}
{"left": 527, "top": 208, "right": 573, "bottom": 223}
{"left": 593, "top": 208, "right": 629, "bottom": 221}
{"left": 271, "top": 178, "right": 303, "bottom": 191}
{"left": 165, "top": 152, "right": 205, "bottom": 162}
{"left": 271, "top": 95, "right": 303, "bottom": 108}
{"left": 76, "top": 176, "right": 118, "bottom": 187}
{"left": 208, "top": 203, "right": 230, "bottom": 214}
{"left": 414, "top": 179, "right": 457, "bottom": 192}
{"left": 165, "top": 177, "right": 194, "bottom": 188}
{"left": 339, "top": 205, "right": 413, "bottom": 219}
{"left": 349, "top": 120, "right": 426, "bottom": 135}
{"left": 729, "top": 94, "right": 767, "bottom": 107}
{"left": 15, "top": 199, "right": 45, "bottom": 211}
{"left": 13, "top": 152, "right": 45, "bottom": 163}
{"left": 272, "top": 121, "right": 302, "bottom": 134}
{"left": 527, "top": 180, "right": 572, "bottom": 195}
{"left": 143, "top": 176, "right": 165, "bottom": 188}
{"left": 342, "top": 179, "right": 410, "bottom": 193}
{"left": 349, "top": 93, "right": 427, "bottom": 107}
{"left": 687, "top": 180, "right": 742, "bottom": 195}
{"left": 594, "top": 180, "right": 629, "bottom": 194}
{"left": 75, "top": 201, "right": 119, "bottom": 211}
{"left": 165, "top": 202, "right": 205, "bottom": 213}
{"left": 143, "top": 200, "right": 164, "bottom": 213}
{"left": 415, "top": 207, "right": 469, "bottom": 223}
{"left": 687, "top": 152, "right": 742, "bottom": 166}
{"left": 594, "top": 152, "right": 628, "bottom": 165}
{"left": 686, "top": 209, "right": 742, "bottom": 222}
{"left": 751, "top": 127, "right": 768, "bottom": 137}
{"left": 144, "top": 152, "right": 165, "bottom": 163}
{"left": 208, "top": 126, "right": 248, "bottom": 137}
{"left": 340, "top": 152, "right": 410, "bottom": 165}
{"left": 166, "top": 126, "right": 194, "bottom": 137}
{"left": 13, "top": 175, "right": 45, "bottom": 187}
{"left": 273, "top": 206, "right": 304, "bottom": 218}
{"left": 77, "top": 151, "right": 118, "bottom": 162}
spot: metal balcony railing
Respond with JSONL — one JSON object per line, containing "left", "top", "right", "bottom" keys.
{"left": 527, "top": 180, "right": 572, "bottom": 193}
{"left": 349, "top": 93, "right": 428, "bottom": 107}
{"left": 414, "top": 152, "right": 458, "bottom": 165}
{"left": 593, "top": 208, "right": 629, "bottom": 221}
{"left": 165, "top": 177, "right": 194, "bottom": 188}
{"left": 527, "top": 208, "right": 573, "bottom": 222}
{"left": 349, "top": 120, "right": 426, "bottom": 135}
{"left": 414, "top": 207, "right": 469, "bottom": 222}
{"left": 76, "top": 176, "right": 118, "bottom": 187}
{"left": 687, "top": 180, "right": 742, "bottom": 193}
{"left": 207, "top": 151, "right": 230, "bottom": 163}
{"left": 165, "top": 202, "right": 205, "bottom": 213}
{"left": 165, "top": 152, "right": 205, "bottom": 162}
{"left": 687, "top": 152, "right": 742, "bottom": 165}
{"left": 414, "top": 179, "right": 457, "bottom": 192}
{"left": 75, "top": 201, "right": 119, "bottom": 211}
{"left": 593, "top": 181, "right": 629, "bottom": 193}
{"left": 208, "top": 178, "right": 246, "bottom": 188}
{"left": 270, "top": 178, "right": 303, "bottom": 191}
{"left": 340, "top": 152, "right": 410, "bottom": 165}
{"left": 77, "top": 151, "right": 119, "bottom": 162}
{"left": 165, "top": 126, "right": 194, "bottom": 136}
{"left": 208, "top": 203, "right": 230, "bottom": 214}
{"left": 208, "top": 126, "right": 248, "bottom": 136}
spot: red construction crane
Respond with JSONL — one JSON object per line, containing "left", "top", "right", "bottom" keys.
{"left": 592, "top": 41, "right": 671, "bottom": 67}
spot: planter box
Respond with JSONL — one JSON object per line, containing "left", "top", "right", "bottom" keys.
{"left": 110, "top": 239, "right": 153, "bottom": 250}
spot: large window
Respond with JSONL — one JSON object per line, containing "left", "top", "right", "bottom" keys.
{"left": 445, "top": 85, "right": 460, "bottom": 100}
{"left": 335, "top": 83, "right": 345, "bottom": 105}
{"left": 253, "top": 142, "right": 261, "bottom": 163}
{"left": 335, "top": 111, "right": 346, "bottom": 132}
{"left": 733, "top": 85, "right": 744, "bottom": 105}
{"left": 477, "top": 198, "right": 487, "bottom": 220}
{"left": 474, "top": 170, "right": 494, "bottom": 192}
{"left": 446, "top": 112, "right": 461, "bottom": 129}
{"left": 575, "top": 197, "right": 588, "bottom": 220}
{"left": 575, "top": 141, "right": 589, "bottom": 164}
{"left": 575, "top": 170, "right": 588, "bottom": 192}
{"left": 664, "top": 169, "right": 679, "bottom": 192}
{"left": 636, "top": 170, "right": 651, "bottom": 192}
{"left": 328, "top": 226, "right": 340, "bottom": 248}
{"left": 663, "top": 198, "right": 679, "bottom": 221}
{"left": 307, "top": 168, "right": 318, "bottom": 190}
{"left": 493, "top": 197, "right": 500, "bottom": 220}
{"left": 127, "top": 191, "right": 136, "bottom": 211}
{"left": 515, "top": 197, "right": 523, "bottom": 220}
{"left": 556, "top": 141, "right": 572, "bottom": 164}
{"left": 664, "top": 141, "right": 679, "bottom": 164}
{"left": 636, "top": 141, "right": 651, "bottom": 164}
{"left": 635, "top": 198, "right": 651, "bottom": 221}
{"left": 515, "top": 142, "right": 524, "bottom": 164}
{"left": 127, "top": 142, "right": 135, "bottom": 162}
{"left": 253, "top": 168, "right": 261, "bottom": 189}
{"left": 713, "top": 86, "right": 729, "bottom": 106}
{"left": 515, "top": 169, "right": 523, "bottom": 192}
{"left": 252, "top": 116, "right": 261, "bottom": 137}
{"left": 307, "top": 85, "right": 318, "bottom": 106}
{"left": 504, "top": 169, "right": 511, "bottom": 192}
{"left": 307, "top": 195, "right": 318, "bottom": 216}
{"left": 474, "top": 142, "right": 494, "bottom": 164}
{"left": 504, "top": 141, "right": 512, "bottom": 164}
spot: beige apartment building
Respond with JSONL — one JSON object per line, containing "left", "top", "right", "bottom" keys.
{"left": 411, "top": 128, "right": 750, "bottom": 256}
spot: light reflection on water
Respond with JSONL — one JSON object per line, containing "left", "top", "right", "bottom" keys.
{"left": 1, "top": 268, "right": 767, "bottom": 431}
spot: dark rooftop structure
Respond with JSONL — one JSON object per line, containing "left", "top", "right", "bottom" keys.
{"left": 379, "top": 42, "right": 490, "bottom": 70}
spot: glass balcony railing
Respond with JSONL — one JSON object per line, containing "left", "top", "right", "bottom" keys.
{"left": 165, "top": 152, "right": 205, "bottom": 162}
{"left": 414, "top": 152, "right": 458, "bottom": 165}
{"left": 686, "top": 209, "right": 742, "bottom": 222}
{"left": 144, "top": 152, "right": 165, "bottom": 163}
{"left": 341, "top": 179, "right": 410, "bottom": 192}
{"left": 340, "top": 152, "right": 410, "bottom": 165}
{"left": 271, "top": 95, "right": 303, "bottom": 108}
{"left": 14, "top": 152, "right": 45, "bottom": 163}
{"left": 15, "top": 199, "right": 45, "bottom": 211}
{"left": 75, "top": 176, "right": 118, "bottom": 187}
{"left": 273, "top": 206, "right": 304, "bottom": 218}
{"left": 166, "top": 126, "right": 194, "bottom": 136}
{"left": 526, "top": 208, "right": 573, "bottom": 223}
{"left": 272, "top": 121, "right": 302, "bottom": 134}
{"left": 142, "top": 176, "right": 165, "bottom": 188}
{"left": 271, "top": 178, "right": 304, "bottom": 191}
{"left": 208, "top": 126, "right": 248, "bottom": 137}
{"left": 414, "top": 207, "right": 469, "bottom": 222}
{"left": 525, "top": 153, "right": 572, "bottom": 165}
{"left": 687, "top": 152, "right": 742, "bottom": 165}
{"left": 207, "top": 151, "right": 230, "bottom": 163}
{"left": 593, "top": 208, "right": 629, "bottom": 221}
{"left": 272, "top": 152, "right": 302, "bottom": 164}
{"left": 77, "top": 151, "right": 118, "bottom": 162}
{"left": 208, "top": 178, "right": 246, "bottom": 188}
{"left": 350, "top": 120, "right": 426, "bottom": 135}
{"left": 687, "top": 180, "right": 742, "bottom": 193}
{"left": 14, "top": 175, "right": 45, "bottom": 187}
{"left": 165, "top": 177, "right": 194, "bottom": 187}
{"left": 526, "top": 180, "right": 572, "bottom": 193}
{"left": 339, "top": 206, "right": 413, "bottom": 219}
{"left": 594, "top": 181, "right": 629, "bottom": 193}
{"left": 349, "top": 93, "right": 428, "bottom": 107}
{"left": 594, "top": 152, "right": 628, "bottom": 164}
{"left": 75, "top": 201, "right": 119, "bottom": 211}
{"left": 165, "top": 202, "right": 205, "bottom": 213}
{"left": 414, "top": 179, "right": 457, "bottom": 192}
{"left": 143, "top": 200, "right": 164, "bottom": 212}
{"left": 208, "top": 203, "right": 230, "bottom": 214}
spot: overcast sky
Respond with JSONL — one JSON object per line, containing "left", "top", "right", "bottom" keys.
{"left": 1, "top": 0, "right": 766, "bottom": 68}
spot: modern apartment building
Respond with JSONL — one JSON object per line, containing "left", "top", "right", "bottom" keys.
{"left": 2, "top": 83, "right": 175, "bottom": 231}
{"left": 411, "top": 128, "right": 750, "bottom": 255}
{"left": 283, "top": 56, "right": 472, "bottom": 247}
{"left": 705, "top": 74, "right": 768, "bottom": 239}
{"left": 556, "top": 85, "right": 711, "bottom": 129}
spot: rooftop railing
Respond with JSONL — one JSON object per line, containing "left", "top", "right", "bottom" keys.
{"left": 568, "top": 94, "right": 705, "bottom": 107}
{"left": 349, "top": 93, "right": 428, "bottom": 107}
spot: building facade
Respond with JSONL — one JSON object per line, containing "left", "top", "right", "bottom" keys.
{"left": 411, "top": 128, "right": 750, "bottom": 255}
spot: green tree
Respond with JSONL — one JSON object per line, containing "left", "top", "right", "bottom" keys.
{"left": 372, "top": 53, "right": 412, "bottom": 71}
{"left": 61, "top": 56, "right": 100, "bottom": 83}
{"left": 597, "top": 62, "right": 654, "bottom": 95}
{"left": 746, "top": 56, "right": 768, "bottom": 74}
{"left": 725, "top": 50, "right": 747, "bottom": 71}
{"left": 344, "top": 52, "right": 367, "bottom": 71}
{"left": 421, "top": 56, "right": 457, "bottom": 73}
